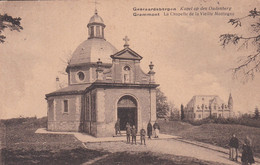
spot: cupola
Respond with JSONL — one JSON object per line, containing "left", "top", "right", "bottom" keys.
{"left": 87, "top": 9, "right": 105, "bottom": 39}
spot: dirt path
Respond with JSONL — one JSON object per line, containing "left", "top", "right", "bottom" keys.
{"left": 82, "top": 154, "right": 109, "bottom": 165}
{"left": 84, "top": 139, "right": 241, "bottom": 165}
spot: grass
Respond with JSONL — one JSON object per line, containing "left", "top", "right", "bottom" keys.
{"left": 2, "top": 147, "right": 105, "bottom": 165}
{"left": 159, "top": 120, "right": 260, "bottom": 157}
{"left": 0, "top": 117, "right": 107, "bottom": 164}
{"left": 1, "top": 117, "right": 250, "bottom": 164}
{"left": 185, "top": 117, "right": 260, "bottom": 128}
{"left": 2, "top": 117, "right": 83, "bottom": 151}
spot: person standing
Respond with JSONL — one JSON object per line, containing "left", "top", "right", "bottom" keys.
{"left": 241, "top": 137, "right": 255, "bottom": 165}
{"left": 131, "top": 125, "right": 137, "bottom": 145}
{"left": 153, "top": 121, "right": 160, "bottom": 138}
{"left": 229, "top": 134, "right": 239, "bottom": 161}
{"left": 140, "top": 127, "right": 146, "bottom": 145}
{"left": 147, "top": 121, "right": 152, "bottom": 139}
{"left": 126, "top": 122, "right": 131, "bottom": 144}
{"left": 115, "top": 119, "right": 121, "bottom": 135}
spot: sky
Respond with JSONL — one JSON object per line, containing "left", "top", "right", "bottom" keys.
{"left": 0, "top": 0, "right": 260, "bottom": 119}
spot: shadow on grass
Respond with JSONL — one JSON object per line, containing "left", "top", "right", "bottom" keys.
{"left": 93, "top": 151, "right": 224, "bottom": 165}
{"left": 2, "top": 147, "right": 108, "bottom": 165}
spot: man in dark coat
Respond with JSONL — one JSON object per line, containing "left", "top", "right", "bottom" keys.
{"left": 115, "top": 119, "right": 121, "bottom": 135}
{"left": 126, "top": 122, "right": 131, "bottom": 143}
{"left": 147, "top": 121, "right": 152, "bottom": 139}
{"left": 229, "top": 134, "right": 239, "bottom": 161}
{"left": 131, "top": 125, "right": 137, "bottom": 145}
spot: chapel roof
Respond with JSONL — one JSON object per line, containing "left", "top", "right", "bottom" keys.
{"left": 69, "top": 38, "right": 118, "bottom": 65}
{"left": 110, "top": 47, "right": 143, "bottom": 60}
{"left": 46, "top": 84, "right": 91, "bottom": 97}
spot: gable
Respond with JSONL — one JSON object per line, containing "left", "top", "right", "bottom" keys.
{"left": 110, "top": 47, "right": 143, "bottom": 60}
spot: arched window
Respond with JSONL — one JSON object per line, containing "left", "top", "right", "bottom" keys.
{"left": 102, "top": 27, "right": 104, "bottom": 38}
{"left": 96, "top": 26, "right": 100, "bottom": 37}
{"left": 90, "top": 26, "right": 94, "bottom": 37}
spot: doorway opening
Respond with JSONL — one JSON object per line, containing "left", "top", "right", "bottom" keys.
{"left": 117, "top": 95, "right": 137, "bottom": 130}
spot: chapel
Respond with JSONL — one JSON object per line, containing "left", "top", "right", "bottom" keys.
{"left": 45, "top": 10, "right": 159, "bottom": 137}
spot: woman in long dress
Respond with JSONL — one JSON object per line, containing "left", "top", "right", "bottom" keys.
{"left": 241, "top": 137, "right": 255, "bottom": 165}
{"left": 153, "top": 121, "right": 160, "bottom": 138}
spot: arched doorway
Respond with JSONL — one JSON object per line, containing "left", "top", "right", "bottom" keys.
{"left": 117, "top": 95, "right": 137, "bottom": 130}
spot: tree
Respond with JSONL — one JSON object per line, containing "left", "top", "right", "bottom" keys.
{"left": 181, "top": 104, "right": 185, "bottom": 120}
{"left": 255, "top": 107, "right": 259, "bottom": 119}
{"left": 156, "top": 88, "right": 170, "bottom": 118}
{"left": 0, "top": 13, "right": 23, "bottom": 43}
{"left": 220, "top": 8, "right": 260, "bottom": 82}
{"left": 170, "top": 107, "right": 180, "bottom": 121}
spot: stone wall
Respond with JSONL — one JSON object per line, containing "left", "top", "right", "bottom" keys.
{"left": 47, "top": 94, "right": 82, "bottom": 132}
{"left": 84, "top": 87, "right": 156, "bottom": 137}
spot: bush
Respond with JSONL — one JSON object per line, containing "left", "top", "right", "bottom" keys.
{"left": 184, "top": 116, "right": 260, "bottom": 128}
{"left": 1, "top": 116, "right": 47, "bottom": 128}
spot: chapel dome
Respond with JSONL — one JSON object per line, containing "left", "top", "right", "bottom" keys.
{"left": 69, "top": 38, "right": 118, "bottom": 65}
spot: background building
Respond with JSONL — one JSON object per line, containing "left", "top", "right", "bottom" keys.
{"left": 184, "top": 94, "right": 233, "bottom": 120}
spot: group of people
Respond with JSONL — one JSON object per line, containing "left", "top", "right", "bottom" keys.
{"left": 115, "top": 119, "right": 160, "bottom": 145}
{"left": 229, "top": 134, "right": 255, "bottom": 165}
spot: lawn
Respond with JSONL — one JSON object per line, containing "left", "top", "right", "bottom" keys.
{"left": 159, "top": 120, "right": 260, "bottom": 157}
{"left": 0, "top": 117, "right": 107, "bottom": 164}
{"left": 1, "top": 117, "right": 229, "bottom": 165}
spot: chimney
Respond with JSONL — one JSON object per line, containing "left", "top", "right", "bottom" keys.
{"left": 56, "top": 76, "right": 60, "bottom": 89}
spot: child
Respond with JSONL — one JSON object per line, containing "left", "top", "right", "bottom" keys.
{"left": 140, "top": 128, "right": 146, "bottom": 145}
{"left": 131, "top": 125, "right": 137, "bottom": 145}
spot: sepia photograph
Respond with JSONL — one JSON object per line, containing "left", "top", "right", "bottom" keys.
{"left": 0, "top": 0, "right": 260, "bottom": 164}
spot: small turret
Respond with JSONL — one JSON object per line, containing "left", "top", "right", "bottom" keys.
{"left": 56, "top": 76, "right": 60, "bottom": 90}
{"left": 87, "top": 9, "right": 106, "bottom": 39}
{"left": 228, "top": 93, "right": 233, "bottom": 111}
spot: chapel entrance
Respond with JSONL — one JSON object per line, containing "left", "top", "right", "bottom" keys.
{"left": 117, "top": 95, "right": 137, "bottom": 130}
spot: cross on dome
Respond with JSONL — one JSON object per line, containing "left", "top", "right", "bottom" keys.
{"left": 92, "top": 0, "right": 100, "bottom": 13}
{"left": 123, "top": 36, "right": 130, "bottom": 48}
